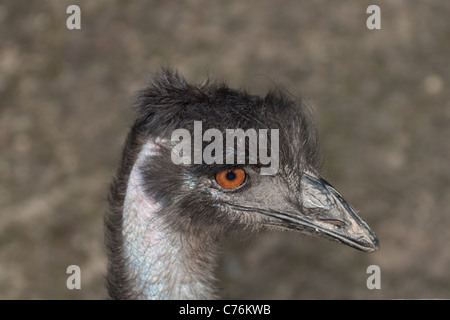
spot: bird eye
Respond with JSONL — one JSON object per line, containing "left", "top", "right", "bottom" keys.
{"left": 215, "top": 169, "right": 246, "bottom": 189}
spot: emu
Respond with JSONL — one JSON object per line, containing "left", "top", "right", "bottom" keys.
{"left": 105, "top": 69, "right": 379, "bottom": 299}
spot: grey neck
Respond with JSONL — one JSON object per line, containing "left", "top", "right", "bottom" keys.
{"left": 122, "top": 141, "right": 217, "bottom": 299}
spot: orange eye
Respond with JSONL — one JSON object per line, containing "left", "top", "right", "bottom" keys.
{"left": 215, "top": 169, "right": 246, "bottom": 189}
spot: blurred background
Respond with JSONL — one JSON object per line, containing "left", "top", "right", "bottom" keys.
{"left": 1, "top": 0, "right": 449, "bottom": 299}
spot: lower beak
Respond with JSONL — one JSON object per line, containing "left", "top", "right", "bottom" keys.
{"left": 293, "top": 172, "right": 379, "bottom": 252}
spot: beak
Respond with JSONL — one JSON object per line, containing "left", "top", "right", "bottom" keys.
{"left": 236, "top": 172, "right": 379, "bottom": 252}
{"left": 229, "top": 172, "right": 379, "bottom": 252}
{"left": 292, "top": 172, "right": 379, "bottom": 252}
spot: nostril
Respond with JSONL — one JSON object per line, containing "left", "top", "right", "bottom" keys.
{"left": 303, "top": 207, "right": 324, "bottom": 215}
{"left": 318, "top": 218, "right": 347, "bottom": 228}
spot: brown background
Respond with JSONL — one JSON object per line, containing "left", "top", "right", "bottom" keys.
{"left": 1, "top": 0, "right": 449, "bottom": 299}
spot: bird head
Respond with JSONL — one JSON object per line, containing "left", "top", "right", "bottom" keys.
{"left": 131, "top": 69, "right": 379, "bottom": 253}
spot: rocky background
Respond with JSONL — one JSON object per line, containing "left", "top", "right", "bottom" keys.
{"left": 1, "top": 0, "right": 449, "bottom": 299}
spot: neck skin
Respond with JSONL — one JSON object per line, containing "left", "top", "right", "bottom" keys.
{"left": 122, "top": 141, "right": 217, "bottom": 299}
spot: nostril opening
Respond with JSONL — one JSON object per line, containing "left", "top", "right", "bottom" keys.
{"left": 303, "top": 207, "right": 324, "bottom": 215}
{"left": 318, "top": 219, "right": 347, "bottom": 228}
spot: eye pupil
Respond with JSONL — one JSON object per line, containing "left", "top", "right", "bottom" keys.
{"left": 226, "top": 172, "right": 236, "bottom": 180}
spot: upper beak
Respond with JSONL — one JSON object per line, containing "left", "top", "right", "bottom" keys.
{"left": 294, "top": 172, "right": 379, "bottom": 252}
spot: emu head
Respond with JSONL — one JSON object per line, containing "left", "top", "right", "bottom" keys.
{"left": 124, "top": 69, "right": 379, "bottom": 253}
